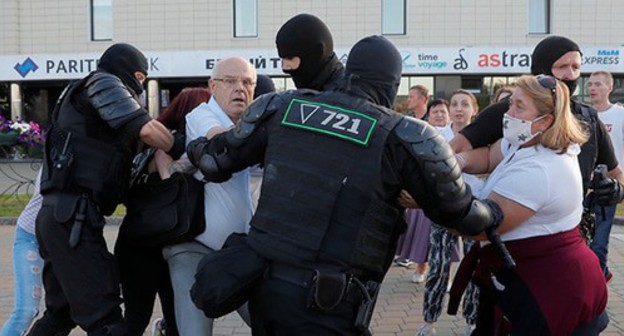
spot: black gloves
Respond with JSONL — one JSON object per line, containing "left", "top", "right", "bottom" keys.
{"left": 166, "top": 132, "right": 186, "bottom": 160}
{"left": 455, "top": 198, "right": 504, "bottom": 236}
{"left": 594, "top": 176, "right": 624, "bottom": 206}
{"left": 186, "top": 136, "right": 233, "bottom": 183}
{"left": 187, "top": 137, "right": 208, "bottom": 167}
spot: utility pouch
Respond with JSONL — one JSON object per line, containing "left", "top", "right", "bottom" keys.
{"left": 53, "top": 193, "right": 81, "bottom": 223}
{"left": 306, "top": 270, "right": 347, "bottom": 311}
{"left": 354, "top": 280, "right": 380, "bottom": 332}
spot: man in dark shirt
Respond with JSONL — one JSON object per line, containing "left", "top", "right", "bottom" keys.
{"left": 451, "top": 35, "right": 624, "bottom": 204}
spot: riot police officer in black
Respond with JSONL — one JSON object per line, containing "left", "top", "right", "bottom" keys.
{"left": 187, "top": 36, "right": 502, "bottom": 335}
{"left": 29, "top": 43, "right": 182, "bottom": 336}
{"left": 276, "top": 13, "right": 344, "bottom": 90}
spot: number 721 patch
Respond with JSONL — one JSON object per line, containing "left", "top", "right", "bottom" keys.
{"left": 281, "top": 98, "right": 378, "bottom": 146}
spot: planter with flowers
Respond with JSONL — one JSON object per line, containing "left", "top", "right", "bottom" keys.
{"left": 0, "top": 116, "right": 46, "bottom": 159}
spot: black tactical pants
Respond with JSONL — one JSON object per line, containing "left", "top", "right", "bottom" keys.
{"left": 114, "top": 232, "right": 178, "bottom": 336}
{"left": 248, "top": 274, "right": 362, "bottom": 336}
{"left": 29, "top": 193, "right": 123, "bottom": 335}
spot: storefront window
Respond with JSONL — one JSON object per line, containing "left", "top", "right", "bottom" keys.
{"left": 91, "top": 0, "right": 112, "bottom": 41}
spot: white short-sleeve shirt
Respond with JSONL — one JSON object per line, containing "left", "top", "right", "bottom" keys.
{"left": 185, "top": 97, "right": 252, "bottom": 250}
{"left": 479, "top": 140, "right": 583, "bottom": 241}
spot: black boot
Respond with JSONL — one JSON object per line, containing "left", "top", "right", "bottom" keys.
{"left": 27, "top": 316, "right": 75, "bottom": 336}
{"left": 87, "top": 321, "right": 129, "bottom": 336}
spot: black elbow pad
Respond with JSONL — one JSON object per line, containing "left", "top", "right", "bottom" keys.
{"left": 455, "top": 198, "right": 504, "bottom": 236}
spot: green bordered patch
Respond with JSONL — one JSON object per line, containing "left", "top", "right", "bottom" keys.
{"left": 281, "top": 98, "right": 377, "bottom": 146}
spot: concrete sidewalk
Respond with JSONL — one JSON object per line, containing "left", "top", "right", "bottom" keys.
{"left": 0, "top": 224, "right": 623, "bottom": 335}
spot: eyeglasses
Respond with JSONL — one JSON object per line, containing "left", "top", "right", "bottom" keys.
{"left": 213, "top": 77, "right": 256, "bottom": 88}
{"left": 537, "top": 75, "right": 557, "bottom": 103}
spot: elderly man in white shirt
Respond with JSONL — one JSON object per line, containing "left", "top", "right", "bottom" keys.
{"left": 162, "top": 56, "right": 256, "bottom": 335}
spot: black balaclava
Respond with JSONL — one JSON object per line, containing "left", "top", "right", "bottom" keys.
{"left": 276, "top": 14, "right": 335, "bottom": 89}
{"left": 97, "top": 43, "right": 148, "bottom": 96}
{"left": 531, "top": 35, "right": 582, "bottom": 94}
{"left": 340, "top": 35, "right": 402, "bottom": 108}
{"left": 253, "top": 74, "right": 276, "bottom": 99}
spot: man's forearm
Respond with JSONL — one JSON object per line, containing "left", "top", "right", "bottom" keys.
{"left": 139, "top": 119, "right": 174, "bottom": 151}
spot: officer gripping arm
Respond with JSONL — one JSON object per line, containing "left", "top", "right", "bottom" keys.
{"left": 392, "top": 117, "right": 503, "bottom": 237}
{"left": 186, "top": 92, "right": 276, "bottom": 180}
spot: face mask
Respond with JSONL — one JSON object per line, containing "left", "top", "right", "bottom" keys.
{"left": 562, "top": 79, "right": 578, "bottom": 95}
{"left": 502, "top": 113, "right": 547, "bottom": 147}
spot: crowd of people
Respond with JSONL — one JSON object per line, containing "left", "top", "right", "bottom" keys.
{"left": 1, "top": 13, "right": 621, "bottom": 336}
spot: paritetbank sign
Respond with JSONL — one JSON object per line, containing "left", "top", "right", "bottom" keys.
{"left": 1, "top": 46, "right": 621, "bottom": 81}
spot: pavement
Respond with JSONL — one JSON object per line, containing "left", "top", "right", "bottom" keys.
{"left": 0, "top": 224, "right": 622, "bottom": 335}
{"left": 0, "top": 162, "right": 623, "bottom": 335}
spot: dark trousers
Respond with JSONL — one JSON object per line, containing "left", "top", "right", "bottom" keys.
{"left": 114, "top": 233, "right": 178, "bottom": 336}
{"left": 30, "top": 195, "right": 123, "bottom": 335}
{"left": 249, "top": 276, "right": 361, "bottom": 336}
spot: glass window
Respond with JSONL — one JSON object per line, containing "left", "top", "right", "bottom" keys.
{"left": 233, "top": 0, "right": 258, "bottom": 38}
{"left": 528, "top": 0, "right": 550, "bottom": 34}
{"left": 91, "top": 0, "right": 112, "bottom": 41}
{"left": 382, "top": 0, "right": 406, "bottom": 35}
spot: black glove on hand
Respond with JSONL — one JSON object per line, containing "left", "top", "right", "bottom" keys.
{"left": 594, "top": 177, "right": 624, "bottom": 206}
{"left": 166, "top": 132, "right": 186, "bottom": 160}
{"left": 187, "top": 137, "right": 209, "bottom": 167}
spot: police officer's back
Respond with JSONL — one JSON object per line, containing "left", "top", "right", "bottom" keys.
{"left": 187, "top": 36, "right": 502, "bottom": 335}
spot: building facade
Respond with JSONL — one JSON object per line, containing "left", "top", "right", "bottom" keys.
{"left": 1, "top": 0, "right": 624, "bottom": 123}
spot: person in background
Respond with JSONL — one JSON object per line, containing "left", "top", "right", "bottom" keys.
{"left": 492, "top": 86, "right": 514, "bottom": 104}
{"left": 417, "top": 90, "right": 482, "bottom": 336}
{"left": 406, "top": 85, "right": 429, "bottom": 119}
{"left": 426, "top": 99, "right": 450, "bottom": 128}
{"left": 115, "top": 87, "right": 211, "bottom": 336}
{"left": 586, "top": 70, "right": 623, "bottom": 283}
{"left": 455, "top": 75, "right": 608, "bottom": 335}
{"left": 393, "top": 90, "right": 437, "bottom": 270}
{"left": 1, "top": 171, "right": 73, "bottom": 336}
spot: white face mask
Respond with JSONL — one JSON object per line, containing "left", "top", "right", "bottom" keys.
{"left": 502, "top": 113, "right": 547, "bottom": 147}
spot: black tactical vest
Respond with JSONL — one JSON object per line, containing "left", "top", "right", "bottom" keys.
{"left": 248, "top": 90, "right": 403, "bottom": 276}
{"left": 40, "top": 75, "right": 137, "bottom": 215}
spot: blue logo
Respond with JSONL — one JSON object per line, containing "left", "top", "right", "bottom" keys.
{"left": 14, "top": 57, "right": 39, "bottom": 77}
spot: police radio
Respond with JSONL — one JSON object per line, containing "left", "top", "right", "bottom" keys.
{"left": 49, "top": 132, "right": 74, "bottom": 191}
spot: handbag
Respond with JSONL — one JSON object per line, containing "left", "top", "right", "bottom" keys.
{"left": 120, "top": 172, "right": 205, "bottom": 247}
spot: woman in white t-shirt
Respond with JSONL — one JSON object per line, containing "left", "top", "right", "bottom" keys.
{"left": 454, "top": 75, "right": 608, "bottom": 335}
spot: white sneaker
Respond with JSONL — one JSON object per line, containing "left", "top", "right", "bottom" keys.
{"left": 464, "top": 324, "right": 475, "bottom": 336}
{"left": 416, "top": 322, "right": 436, "bottom": 336}
{"left": 151, "top": 318, "right": 166, "bottom": 336}
{"left": 412, "top": 272, "right": 426, "bottom": 283}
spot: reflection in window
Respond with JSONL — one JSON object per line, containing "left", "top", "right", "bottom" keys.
{"left": 528, "top": 0, "right": 550, "bottom": 34}
{"left": 382, "top": 0, "right": 406, "bottom": 35}
{"left": 91, "top": 0, "right": 112, "bottom": 41}
{"left": 233, "top": 0, "right": 258, "bottom": 38}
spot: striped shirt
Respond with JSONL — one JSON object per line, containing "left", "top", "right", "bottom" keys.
{"left": 16, "top": 169, "right": 43, "bottom": 235}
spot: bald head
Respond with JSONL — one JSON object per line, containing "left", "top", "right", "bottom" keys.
{"left": 210, "top": 57, "right": 257, "bottom": 122}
